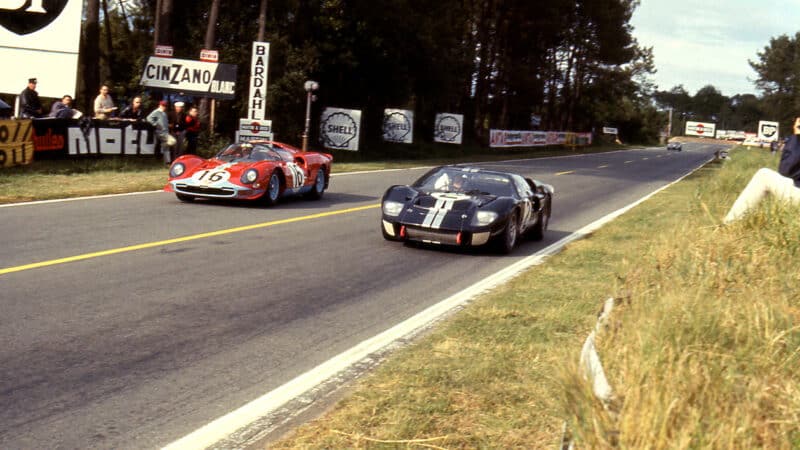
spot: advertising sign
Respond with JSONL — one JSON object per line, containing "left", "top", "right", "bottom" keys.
{"left": 237, "top": 118, "right": 273, "bottom": 142}
{"left": 248, "top": 42, "right": 269, "bottom": 120}
{"left": 433, "top": 113, "right": 463, "bottom": 144}
{"left": 199, "top": 49, "right": 218, "bottom": 62}
{"left": 155, "top": 45, "right": 173, "bottom": 57}
{"left": 489, "top": 129, "right": 591, "bottom": 148}
{"left": 140, "top": 56, "right": 237, "bottom": 99}
{"left": 0, "top": 119, "right": 34, "bottom": 167}
{"left": 0, "top": 0, "right": 83, "bottom": 97}
{"left": 382, "top": 108, "right": 413, "bottom": 143}
{"left": 685, "top": 121, "right": 716, "bottom": 137}
{"left": 602, "top": 127, "right": 618, "bottom": 134}
{"left": 320, "top": 107, "right": 361, "bottom": 151}
{"left": 757, "top": 120, "right": 779, "bottom": 142}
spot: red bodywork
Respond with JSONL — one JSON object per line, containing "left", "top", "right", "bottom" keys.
{"left": 164, "top": 140, "right": 333, "bottom": 202}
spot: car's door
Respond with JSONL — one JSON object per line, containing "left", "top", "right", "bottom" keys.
{"left": 511, "top": 174, "right": 536, "bottom": 230}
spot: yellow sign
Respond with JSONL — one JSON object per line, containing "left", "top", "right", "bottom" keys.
{"left": 0, "top": 120, "right": 35, "bottom": 168}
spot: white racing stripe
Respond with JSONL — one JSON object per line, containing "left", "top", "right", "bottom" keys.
{"left": 162, "top": 155, "right": 713, "bottom": 450}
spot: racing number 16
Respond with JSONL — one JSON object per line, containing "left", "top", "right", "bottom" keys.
{"left": 196, "top": 170, "right": 225, "bottom": 182}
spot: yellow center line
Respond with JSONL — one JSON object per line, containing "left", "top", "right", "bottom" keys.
{"left": 0, "top": 203, "right": 381, "bottom": 276}
{"left": 555, "top": 170, "right": 575, "bottom": 176}
{"left": 596, "top": 164, "right": 609, "bottom": 169}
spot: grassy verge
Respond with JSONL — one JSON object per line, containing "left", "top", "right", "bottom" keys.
{"left": 270, "top": 147, "right": 800, "bottom": 448}
{"left": 0, "top": 144, "right": 628, "bottom": 204}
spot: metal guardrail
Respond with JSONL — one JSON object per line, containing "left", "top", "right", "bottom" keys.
{"left": 560, "top": 297, "right": 618, "bottom": 449}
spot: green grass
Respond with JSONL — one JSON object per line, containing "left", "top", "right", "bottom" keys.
{"left": 0, "top": 143, "right": 628, "bottom": 204}
{"left": 269, "top": 147, "right": 800, "bottom": 448}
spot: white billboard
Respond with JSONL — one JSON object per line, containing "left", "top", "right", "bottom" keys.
{"left": 382, "top": 108, "right": 413, "bottom": 143}
{"left": 320, "top": 107, "right": 361, "bottom": 151}
{"left": 433, "top": 113, "right": 463, "bottom": 144}
{"left": 247, "top": 42, "right": 269, "bottom": 120}
{"left": 757, "top": 120, "right": 779, "bottom": 142}
{"left": 0, "top": 0, "right": 83, "bottom": 97}
{"left": 140, "top": 56, "right": 237, "bottom": 99}
{"left": 685, "top": 121, "right": 716, "bottom": 138}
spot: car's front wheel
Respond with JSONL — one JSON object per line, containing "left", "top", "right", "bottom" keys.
{"left": 262, "top": 171, "right": 282, "bottom": 206}
{"left": 496, "top": 212, "right": 519, "bottom": 254}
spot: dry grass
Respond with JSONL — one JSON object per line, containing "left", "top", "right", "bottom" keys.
{"left": 271, "top": 147, "right": 800, "bottom": 448}
{"left": 560, "top": 148, "right": 800, "bottom": 448}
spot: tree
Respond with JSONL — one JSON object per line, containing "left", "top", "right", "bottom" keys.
{"left": 78, "top": 0, "right": 101, "bottom": 113}
{"left": 750, "top": 32, "right": 800, "bottom": 130}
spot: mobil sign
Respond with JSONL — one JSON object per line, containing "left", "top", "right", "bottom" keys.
{"left": 685, "top": 121, "right": 716, "bottom": 138}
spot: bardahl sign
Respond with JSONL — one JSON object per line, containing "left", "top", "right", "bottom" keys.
{"left": 140, "top": 56, "right": 237, "bottom": 100}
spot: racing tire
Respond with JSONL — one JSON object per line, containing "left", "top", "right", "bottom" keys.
{"left": 528, "top": 202, "right": 550, "bottom": 241}
{"left": 262, "top": 171, "right": 282, "bottom": 206}
{"left": 176, "top": 193, "right": 195, "bottom": 202}
{"left": 306, "top": 166, "right": 326, "bottom": 200}
{"left": 496, "top": 211, "right": 519, "bottom": 254}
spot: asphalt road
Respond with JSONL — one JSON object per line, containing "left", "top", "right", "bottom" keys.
{"left": 0, "top": 143, "right": 724, "bottom": 449}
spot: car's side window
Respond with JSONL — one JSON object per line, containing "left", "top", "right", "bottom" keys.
{"left": 512, "top": 175, "right": 533, "bottom": 197}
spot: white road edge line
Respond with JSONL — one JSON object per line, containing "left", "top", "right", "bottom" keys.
{"left": 0, "top": 190, "right": 163, "bottom": 208}
{"left": 162, "top": 155, "right": 714, "bottom": 450}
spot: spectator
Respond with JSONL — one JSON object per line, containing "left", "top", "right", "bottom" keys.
{"left": 169, "top": 101, "right": 187, "bottom": 156}
{"left": 49, "top": 95, "right": 81, "bottom": 119}
{"left": 184, "top": 106, "right": 201, "bottom": 155}
{"left": 119, "top": 96, "right": 145, "bottom": 120}
{"left": 19, "top": 77, "right": 43, "bottom": 118}
{"left": 93, "top": 85, "right": 117, "bottom": 119}
{"left": 724, "top": 117, "right": 800, "bottom": 223}
{"left": 147, "top": 100, "right": 176, "bottom": 164}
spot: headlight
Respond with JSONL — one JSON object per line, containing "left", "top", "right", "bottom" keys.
{"left": 241, "top": 168, "right": 259, "bottom": 184}
{"left": 472, "top": 210, "right": 498, "bottom": 226}
{"left": 169, "top": 163, "right": 185, "bottom": 177}
{"left": 382, "top": 200, "right": 404, "bottom": 217}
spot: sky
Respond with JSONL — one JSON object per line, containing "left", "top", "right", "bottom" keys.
{"left": 630, "top": 0, "right": 800, "bottom": 97}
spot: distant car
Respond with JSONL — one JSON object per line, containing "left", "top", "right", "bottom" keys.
{"left": 381, "top": 166, "right": 554, "bottom": 254}
{"left": 164, "top": 140, "right": 332, "bottom": 205}
{"left": 667, "top": 142, "right": 683, "bottom": 151}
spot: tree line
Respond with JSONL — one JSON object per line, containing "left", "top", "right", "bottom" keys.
{"left": 38, "top": 1, "right": 800, "bottom": 152}
{"left": 73, "top": 0, "right": 662, "bottom": 153}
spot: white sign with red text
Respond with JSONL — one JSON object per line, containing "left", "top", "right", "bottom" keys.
{"left": 685, "top": 121, "right": 716, "bottom": 137}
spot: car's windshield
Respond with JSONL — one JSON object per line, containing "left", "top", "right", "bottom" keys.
{"left": 215, "top": 143, "right": 278, "bottom": 162}
{"left": 414, "top": 168, "right": 514, "bottom": 196}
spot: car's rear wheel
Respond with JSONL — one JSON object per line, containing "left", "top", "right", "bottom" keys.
{"left": 262, "top": 171, "right": 282, "bottom": 206}
{"left": 496, "top": 212, "right": 519, "bottom": 254}
{"left": 306, "top": 166, "right": 326, "bottom": 200}
{"left": 176, "top": 193, "right": 194, "bottom": 202}
{"left": 528, "top": 201, "right": 550, "bottom": 241}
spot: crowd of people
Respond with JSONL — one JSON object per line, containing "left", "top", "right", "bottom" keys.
{"left": 17, "top": 77, "right": 202, "bottom": 163}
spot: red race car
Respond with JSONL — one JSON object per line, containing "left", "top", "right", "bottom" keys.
{"left": 164, "top": 140, "right": 332, "bottom": 205}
